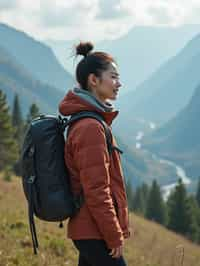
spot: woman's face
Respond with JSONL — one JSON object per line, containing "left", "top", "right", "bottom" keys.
{"left": 89, "top": 62, "right": 122, "bottom": 102}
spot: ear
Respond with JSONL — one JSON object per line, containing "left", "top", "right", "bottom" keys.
{"left": 88, "top": 73, "right": 99, "bottom": 87}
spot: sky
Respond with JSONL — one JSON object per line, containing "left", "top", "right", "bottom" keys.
{"left": 0, "top": 0, "right": 200, "bottom": 42}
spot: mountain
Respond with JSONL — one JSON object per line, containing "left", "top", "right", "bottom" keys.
{"left": 47, "top": 24, "right": 200, "bottom": 94}
{"left": 121, "top": 33, "right": 200, "bottom": 124}
{"left": 113, "top": 31, "right": 200, "bottom": 148}
{"left": 0, "top": 23, "right": 74, "bottom": 91}
{"left": 101, "top": 25, "right": 200, "bottom": 93}
{"left": 142, "top": 83, "right": 200, "bottom": 179}
{"left": 46, "top": 39, "right": 76, "bottom": 75}
{"left": 0, "top": 45, "right": 65, "bottom": 115}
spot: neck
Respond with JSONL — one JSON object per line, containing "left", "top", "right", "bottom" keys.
{"left": 91, "top": 90, "right": 106, "bottom": 104}
{"left": 73, "top": 87, "right": 114, "bottom": 112}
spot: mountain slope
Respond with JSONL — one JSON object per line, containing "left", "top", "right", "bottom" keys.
{"left": 0, "top": 45, "right": 65, "bottom": 115}
{"left": 119, "top": 33, "right": 200, "bottom": 124}
{"left": 47, "top": 24, "right": 200, "bottom": 94}
{"left": 102, "top": 25, "right": 200, "bottom": 92}
{"left": 116, "top": 136, "right": 178, "bottom": 187}
{"left": 113, "top": 32, "right": 200, "bottom": 148}
{"left": 1, "top": 176, "right": 200, "bottom": 266}
{"left": 142, "top": 83, "right": 200, "bottom": 178}
{"left": 0, "top": 23, "right": 74, "bottom": 91}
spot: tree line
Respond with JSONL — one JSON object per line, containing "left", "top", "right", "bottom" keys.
{"left": 0, "top": 89, "right": 40, "bottom": 177}
{"left": 126, "top": 178, "right": 200, "bottom": 244}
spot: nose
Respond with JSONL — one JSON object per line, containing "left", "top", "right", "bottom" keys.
{"left": 117, "top": 80, "right": 122, "bottom": 88}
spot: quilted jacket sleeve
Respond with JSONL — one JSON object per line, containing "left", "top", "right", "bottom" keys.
{"left": 72, "top": 119, "right": 124, "bottom": 249}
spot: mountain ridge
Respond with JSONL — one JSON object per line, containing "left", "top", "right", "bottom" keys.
{"left": 0, "top": 45, "right": 65, "bottom": 115}
{"left": 119, "top": 32, "right": 200, "bottom": 123}
{"left": 0, "top": 23, "right": 74, "bottom": 91}
{"left": 142, "top": 82, "right": 200, "bottom": 179}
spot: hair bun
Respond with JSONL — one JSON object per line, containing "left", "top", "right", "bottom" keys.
{"left": 76, "top": 42, "right": 94, "bottom": 57}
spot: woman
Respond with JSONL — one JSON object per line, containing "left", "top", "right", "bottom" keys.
{"left": 59, "top": 42, "right": 130, "bottom": 266}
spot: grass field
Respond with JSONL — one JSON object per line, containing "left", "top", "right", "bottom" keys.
{"left": 1, "top": 175, "right": 200, "bottom": 266}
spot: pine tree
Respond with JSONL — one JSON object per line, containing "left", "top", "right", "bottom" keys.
{"left": 146, "top": 179, "right": 167, "bottom": 225}
{"left": 125, "top": 178, "right": 134, "bottom": 211}
{"left": 0, "top": 90, "right": 18, "bottom": 171}
{"left": 26, "top": 103, "right": 40, "bottom": 125}
{"left": 23, "top": 103, "right": 40, "bottom": 135}
{"left": 11, "top": 93, "right": 25, "bottom": 175}
{"left": 196, "top": 177, "right": 200, "bottom": 208}
{"left": 12, "top": 93, "right": 23, "bottom": 128}
{"left": 133, "top": 186, "right": 146, "bottom": 215}
{"left": 167, "top": 179, "right": 191, "bottom": 235}
{"left": 186, "top": 195, "right": 200, "bottom": 243}
{"left": 11, "top": 93, "right": 24, "bottom": 145}
{"left": 132, "top": 183, "right": 149, "bottom": 215}
{"left": 141, "top": 183, "right": 149, "bottom": 201}
{"left": 141, "top": 182, "right": 149, "bottom": 213}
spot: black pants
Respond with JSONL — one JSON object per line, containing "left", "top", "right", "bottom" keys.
{"left": 73, "top": 239, "right": 127, "bottom": 266}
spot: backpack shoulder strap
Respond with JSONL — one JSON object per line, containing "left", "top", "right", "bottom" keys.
{"left": 67, "top": 111, "right": 113, "bottom": 155}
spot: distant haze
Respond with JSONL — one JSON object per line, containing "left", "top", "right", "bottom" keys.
{"left": 47, "top": 25, "right": 200, "bottom": 94}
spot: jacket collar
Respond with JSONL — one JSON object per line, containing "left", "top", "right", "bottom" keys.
{"left": 59, "top": 89, "right": 119, "bottom": 126}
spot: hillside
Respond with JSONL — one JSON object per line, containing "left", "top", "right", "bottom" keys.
{"left": 113, "top": 32, "right": 200, "bottom": 149}
{"left": 118, "top": 32, "right": 200, "bottom": 124}
{"left": 0, "top": 23, "right": 74, "bottom": 91}
{"left": 0, "top": 45, "right": 65, "bottom": 115}
{"left": 1, "top": 175, "right": 200, "bottom": 266}
{"left": 116, "top": 137, "right": 178, "bottom": 187}
{"left": 142, "top": 83, "right": 200, "bottom": 179}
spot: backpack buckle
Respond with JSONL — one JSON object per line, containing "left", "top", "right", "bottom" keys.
{"left": 28, "top": 146, "right": 35, "bottom": 157}
{"left": 58, "top": 115, "right": 69, "bottom": 131}
{"left": 28, "top": 175, "right": 35, "bottom": 183}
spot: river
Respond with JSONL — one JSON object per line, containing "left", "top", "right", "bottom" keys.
{"left": 135, "top": 122, "right": 191, "bottom": 201}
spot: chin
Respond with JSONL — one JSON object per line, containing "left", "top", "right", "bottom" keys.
{"left": 106, "top": 94, "right": 117, "bottom": 101}
{"left": 108, "top": 95, "right": 117, "bottom": 101}
{"left": 111, "top": 95, "right": 117, "bottom": 100}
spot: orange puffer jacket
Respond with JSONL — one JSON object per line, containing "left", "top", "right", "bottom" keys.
{"left": 59, "top": 89, "right": 130, "bottom": 249}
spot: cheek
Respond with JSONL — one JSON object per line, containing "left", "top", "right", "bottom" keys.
{"left": 98, "top": 78, "right": 114, "bottom": 97}
{"left": 105, "top": 79, "right": 114, "bottom": 89}
{"left": 104, "top": 81, "right": 114, "bottom": 94}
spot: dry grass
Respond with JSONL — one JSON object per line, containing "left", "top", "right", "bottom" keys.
{"left": 125, "top": 214, "right": 200, "bottom": 266}
{"left": 0, "top": 175, "right": 200, "bottom": 266}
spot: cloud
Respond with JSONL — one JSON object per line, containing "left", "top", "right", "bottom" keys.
{"left": 39, "top": 0, "right": 97, "bottom": 27}
{"left": 0, "top": 0, "right": 17, "bottom": 10}
{"left": 184, "top": 6, "right": 200, "bottom": 24}
{"left": 148, "top": 6, "right": 172, "bottom": 24}
{"left": 0, "top": 0, "right": 200, "bottom": 41}
{"left": 96, "top": 0, "right": 129, "bottom": 19}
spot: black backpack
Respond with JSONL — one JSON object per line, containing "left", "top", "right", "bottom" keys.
{"left": 21, "top": 111, "right": 119, "bottom": 254}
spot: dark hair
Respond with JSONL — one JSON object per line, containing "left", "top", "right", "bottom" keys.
{"left": 75, "top": 41, "right": 115, "bottom": 90}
